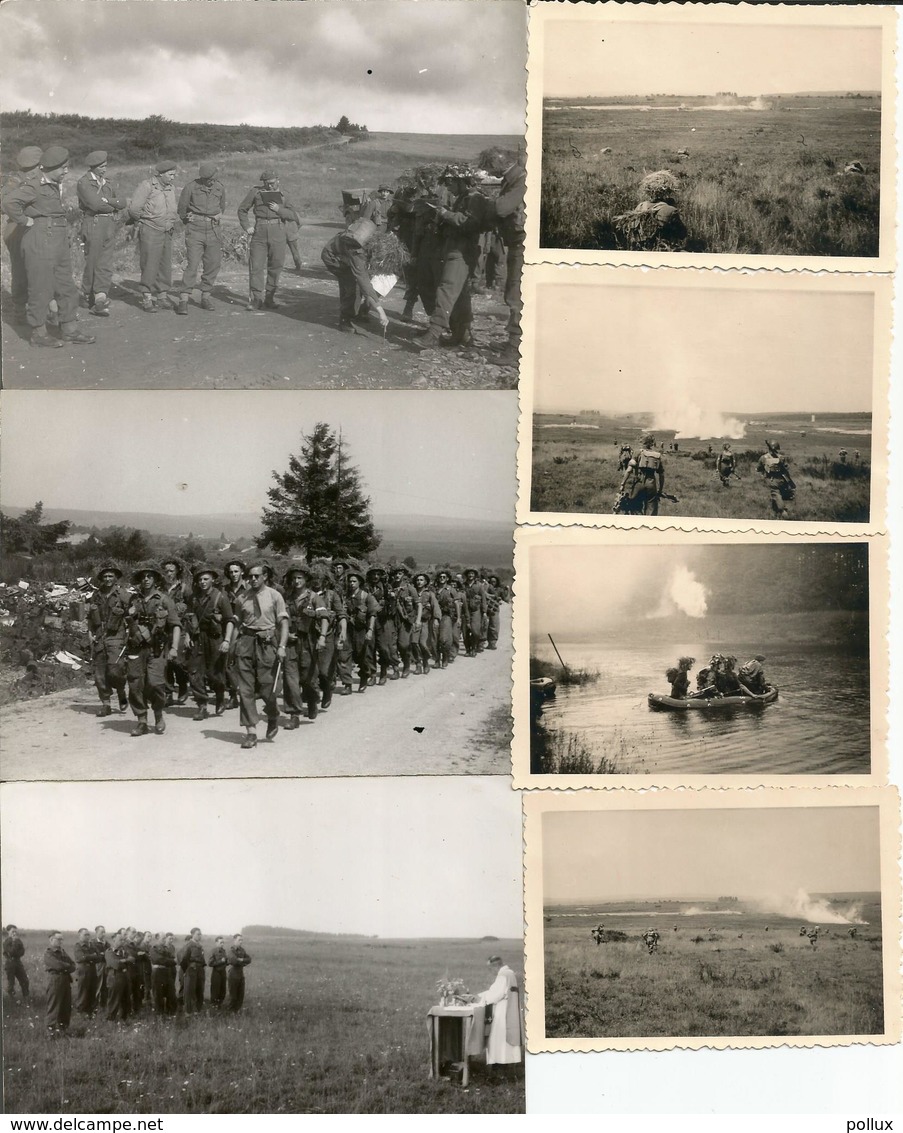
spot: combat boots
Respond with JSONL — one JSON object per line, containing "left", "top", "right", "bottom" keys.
{"left": 141, "top": 294, "right": 158, "bottom": 314}
{"left": 176, "top": 296, "right": 189, "bottom": 316}
{"left": 263, "top": 292, "right": 280, "bottom": 309}
{"left": 416, "top": 325, "right": 444, "bottom": 349}
{"left": 60, "top": 322, "right": 96, "bottom": 345}
{"left": 402, "top": 300, "right": 416, "bottom": 321}
{"left": 91, "top": 294, "right": 111, "bottom": 317}
{"left": 30, "top": 328, "right": 63, "bottom": 349}
{"left": 200, "top": 294, "right": 215, "bottom": 311}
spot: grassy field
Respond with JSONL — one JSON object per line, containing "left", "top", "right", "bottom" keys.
{"left": 543, "top": 909, "right": 883, "bottom": 1039}
{"left": 2, "top": 930, "right": 524, "bottom": 1114}
{"left": 530, "top": 413, "right": 872, "bottom": 523}
{"left": 539, "top": 97, "right": 881, "bottom": 256}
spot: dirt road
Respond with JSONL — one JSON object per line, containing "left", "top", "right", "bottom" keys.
{"left": 0, "top": 608, "right": 512, "bottom": 781}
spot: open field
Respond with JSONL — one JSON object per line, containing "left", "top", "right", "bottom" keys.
{"left": 2, "top": 931, "right": 524, "bottom": 1114}
{"left": 543, "top": 898, "right": 883, "bottom": 1040}
{"left": 530, "top": 412, "right": 872, "bottom": 523}
{"left": 539, "top": 98, "right": 881, "bottom": 256}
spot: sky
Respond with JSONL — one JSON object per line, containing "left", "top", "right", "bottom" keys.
{"left": 0, "top": 390, "right": 516, "bottom": 523}
{"left": 0, "top": 0, "right": 526, "bottom": 134}
{"left": 543, "top": 17, "right": 883, "bottom": 98}
{"left": 533, "top": 282, "right": 875, "bottom": 416}
{"left": 542, "top": 805, "right": 881, "bottom": 903}
{"left": 0, "top": 777, "right": 523, "bottom": 938}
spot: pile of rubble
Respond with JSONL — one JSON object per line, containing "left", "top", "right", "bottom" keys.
{"left": 0, "top": 578, "right": 94, "bottom": 702}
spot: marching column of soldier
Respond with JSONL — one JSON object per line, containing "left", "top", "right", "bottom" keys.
{"left": 1, "top": 144, "right": 525, "bottom": 366}
{"left": 3, "top": 925, "right": 252, "bottom": 1036}
{"left": 85, "top": 557, "right": 508, "bottom": 749}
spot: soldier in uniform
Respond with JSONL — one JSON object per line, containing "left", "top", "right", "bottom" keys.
{"left": 3, "top": 925, "right": 29, "bottom": 1002}
{"left": 226, "top": 934, "right": 252, "bottom": 1012}
{"left": 176, "top": 161, "right": 226, "bottom": 314}
{"left": 433, "top": 570, "right": 460, "bottom": 669}
{"left": 283, "top": 564, "right": 330, "bottom": 726}
{"left": 122, "top": 927, "right": 144, "bottom": 1013}
{"left": 361, "top": 184, "right": 393, "bottom": 232}
{"left": 3, "top": 145, "right": 97, "bottom": 348}
{"left": 207, "top": 936, "right": 229, "bottom": 1008}
{"left": 161, "top": 559, "right": 191, "bottom": 705}
{"left": 641, "top": 928, "right": 660, "bottom": 955}
{"left": 412, "top": 572, "right": 440, "bottom": 674}
{"left": 320, "top": 217, "right": 389, "bottom": 333}
{"left": 149, "top": 932, "right": 178, "bottom": 1016}
{"left": 76, "top": 150, "right": 125, "bottom": 317}
{"left": 481, "top": 148, "right": 526, "bottom": 367}
{"left": 403, "top": 177, "right": 451, "bottom": 321}
{"left": 310, "top": 565, "right": 347, "bottom": 711}
{"left": 181, "top": 928, "right": 206, "bottom": 1014}
{"left": 345, "top": 568, "right": 378, "bottom": 692}
{"left": 86, "top": 562, "right": 130, "bottom": 717}
{"left": 717, "top": 443, "right": 737, "bottom": 487}
{"left": 94, "top": 926, "right": 109, "bottom": 1008}
{"left": 328, "top": 559, "right": 355, "bottom": 696}
{"left": 366, "top": 564, "right": 399, "bottom": 685}
{"left": 74, "top": 927, "right": 100, "bottom": 1016}
{"left": 738, "top": 655, "right": 768, "bottom": 695}
{"left": 485, "top": 574, "right": 505, "bottom": 651}
{"left": 44, "top": 932, "right": 76, "bottom": 1035}
{"left": 222, "top": 559, "right": 248, "bottom": 709}
{"left": 617, "top": 443, "right": 633, "bottom": 472}
{"left": 237, "top": 169, "right": 300, "bottom": 310}
{"left": 618, "top": 433, "right": 665, "bottom": 515}
{"left": 124, "top": 563, "right": 182, "bottom": 737}
{"left": 128, "top": 160, "right": 180, "bottom": 314}
{"left": 390, "top": 565, "right": 421, "bottom": 679}
{"left": 1, "top": 146, "right": 43, "bottom": 325}
{"left": 105, "top": 931, "right": 133, "bottom": 1021}
{"left": 757, "top": 441, "right": 796, "bottom": 519}
{"left": 232, "top": 564, "right": 289, "bottom": 749}
{"left": 185, "top": 564, "right": 235, "bottom": 721}
{"left": 461, "top": 568, "right": 486, "bottom": 658}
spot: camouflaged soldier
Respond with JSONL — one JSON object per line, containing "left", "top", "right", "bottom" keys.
{"left": 283, "top": 564, "right": 330, "bottom": 726}
{"left": 124, "top": 563, "right": 182, "bottom": 737}
{"left": 390, "top": 565, "right": 421, "bottom": 679}
{"left": 77, "top": 150, "right": 125, "bottom": 316}
{"left": 86, "top": 561, "right": 131, "bottom": 717}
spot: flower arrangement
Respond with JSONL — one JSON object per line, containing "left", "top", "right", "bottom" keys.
{"left": 436, "top": 975, "right": 471, "bottom": 1006}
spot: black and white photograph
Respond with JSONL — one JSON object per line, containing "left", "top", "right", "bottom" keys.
{"left": 0, "top": 390, "right": 515, "bottom": 780}
{"left": 1, "top": 775, "right": 525, "bottom": 1113}
{"left": 514, "top": 528, "right": 884, "bottom": 783}
{"left": 0, "top": 0, "right": 526, "bottom": 389}
{"left": 521, "top": 268, "right": 887, "bottom": 531}
{"left": 524, "top": 788, "right": 899, "bottom": 1051}
{"left": 527, "top": 2, "right": 894, "bottom": 269}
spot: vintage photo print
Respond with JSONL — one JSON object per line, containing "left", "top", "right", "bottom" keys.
{"left": 518, "top": 267, "right": 890, "bottom": 535}
{"left": 0, "top": 0, "right": 526, "bottom": 389}
{"left": 512, "top": 526, "right": 887, "bottom": 787}
{"left": 1, "top": 775, "right": 525, "bottom": 1114}
{"left": 524, "top": 787, "right": 901, "bottom": 1052}
{"left": 525, "top": 3, "right": 896, "bottom": 271}
{"left": 0, "top": 390, "right": 515, "bottom": 782}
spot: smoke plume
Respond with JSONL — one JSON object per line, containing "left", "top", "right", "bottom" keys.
{"left": 752, "top": 888, "right": 867, "bottom": 925}
{"left": 651, "top": 404, "right": 747, "bottom": 441}
{"left": 648, "top": 566, "right": 708, "bottom": 619}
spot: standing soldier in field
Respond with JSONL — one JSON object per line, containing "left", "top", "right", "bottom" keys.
{"left": 433, "top": 570, "right": 460, "bottom": 669}
{"left": 86, "top": 562, "right": 130, "bottom": 717}
{"left": 74, "top": 927, "right": 100, "bottom": 1016}
{"left": 226, "top": 934, "right": 252, "bottom": 1012}
{"left": 232, "top": 564, "right": 289, "bottom": 749}
{"left": 641, "top": 928, "right": 660, "bottom": 955}
{"left": 3, "top": 145, "right": 96, "bottom": 348}
{"left": 181, "top": 928, "right": 206, "bottom": 1014}
{"left": 412, "top": 572, "right": 440, "bottom": 674}
{"left": 3, "top": 925, "right": 29, "bottom": 1002}
{"left": 161, "top": 559, "right": 191, "bottom": 706}
{"left": 124, "top": 563, "right": 182, "bottom": 737}
{"left": 77, "top": 150, "right": 125, "bottom": 317}
{"left": 105, "top": 931, "right": 133, "bottom": 1022}
{"left": 177, "top": 161, "right": 226, "bottom": 313}
{"left": 481, "top": 147, "right": 526, "bottom": 367}
{"left": 717, "top": 443, "right": 737, "bottom": 487}
{"left": 207, "top": 936, "right": 229, "bottom": 1008}
{"left": 150, "top": 932, "right": 178, "bottom": 1016}
{"left": 345, "top": 568, "right": 378, "bottom": 692}
{"left": 461, "top": 568, "right": 486, "bottom": 658}
{"left": 128, "top": 160, "right": 180, "bottom": 314}
{"left": 185, "top": 564, "right": 235, "bottom": 721}
{"left": 44, "top": 931, "right": 76, "bottom": 1036}
{"left": 618, "top": 433, "right": 665, "bottom": 516}
{"left": 237, "top": 169, "right": 300, "bottom": 311}
{"left": 94, "top": 926, "right": 109, "bottom": 1008}
{"left": 1, "top": 146, "right": 43, "bottom": 325}
{"left": 320, "top": 217, "right": 389, "bottom": 333}
{"left": 283, "top": 563, "right": 330, "bottom": 727}
{"left": 390, "top": 565, "right": 421, "bottom": 679}
{"left": 757, "top": 440, "right": 796, "bottom": 520}
{"left": 222, "top": 559, "right": 248, "bottom": 710}
{"left": 485, "top": 574, "right": 505, "bottom": 651}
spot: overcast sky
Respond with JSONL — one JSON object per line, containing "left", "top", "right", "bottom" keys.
{"left": 543, "top": 16, "right": 883, "bottom": 98}
{"left": 0, "top": 0, "right": 526, "bottom": 134}
{"left": 533, "top": 281, "right": 875, "bottom": 416}
{"left": 0, "top": 391, "right": 516, "bottom": 523}
{"left": 543, "top": 805, "right": 881, "bottom": 902}
{"left": 1, "top": 777, "right": 523, "bottom": 937}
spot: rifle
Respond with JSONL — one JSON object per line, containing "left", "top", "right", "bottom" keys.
{"left": 655, "top": 492, "right": 680, "bottom": 505}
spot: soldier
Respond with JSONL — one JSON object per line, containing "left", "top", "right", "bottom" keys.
{"left": 617, "top": 443, "right": 633, "bottom": 472}
{"left": 94, "top": 925, "right": 109, "bottom": 1008}
{"left": 181, "top": 927, "right": 206, "bottom": 1014}
{"left": 461, "top": 568, "right": 486, "bottom": 658}
{"left": 1, "top": 146, "right": 43, "bottom": 325}
{"left": 124, "top": 562, "right": 182, "bottom": 737}
{"left": 283, "top": 564, "right": 330, "bottom": 727}
{"left": 361, "top": 184, "right": 393, "bottom": 232}
{"left": 186, "top": 564, "right": 235, "bottom": 721}
{"left": 738, "top": 655, "right": 768, "bottom": 695}
{"left": 310, "top": 565, "right": 347, "bottom": 711}
{"left": 481, "top": 147, "right": 526, "bottom": 367}
{"left": 74, "top": 927, "right": 100, "bottom": 1016}
{"left": 433, "top": 569, "right": 460, "bottom": 669}
{"left": 329, "top": 559, "right": 356, "bottom": 696}
{"left": 138, "top": 931, "right": 153, "bottom": 1010}
{"left": 207, "top": 936, "right": 228, "bottom": 1008}
{"left": 345, "top": 568, "right": 378, "bottom": 692}
{"left": 838, "top": 448, "right": 849, "bottom": 465}
{"left": 76, "top": 150, "right": 125, "bottom": 317}
{"left": 222, "top": 559, "right": 248, "bottom": 710}
{"left": 128, "top": 160, "right": 180, "bottom": 314}
{"left": 161, "top": 559, "right": 191, "bottom": 705}
{"left": 44, "top": 931, "right": 76, "bottom": 1036}
{"left": 149, "top": 932, "right": 177, "bottom": 1016}
{"left": 366, "top": 564, "right": 399, "bottom": 684}
{"left": 320, "top": 217, "right": 389, "bottom": 333}
{"left": 618, "top": 433, "right": 665, "bottom": 516}
{"left": 412, "top": 572, "right": 440, "bottom": 674}
{"left": 105, "top": 931, "right": 133, "bottom": 1022}
{"left": 86, "top": 562, "right": 130, "bottom": 717}
{"left": 717, "top": 444, "right": 737, "bottom": 487}
{"left": 237, "top": 169, "right": 300, "bottom": 310}
{"left": 176, "top": 161, "right": 226, "bottom": 314}
{"left": 485, "top": 574, "right": 505, "bottom": 651}
{"left": 226, "top": 934, "right": 252, "bottom": 1012}
{"left": 404, "top": 177, "right": 451, "bottom": 321}
{"left": 3, "top": 925, "right": 29, "bottom": 1002}
{"left": 122, "top": 927, "right": 144, "bottom": 1013}
{"left": 641, "top": 928, "right": 660, "bottom": 955}
{"left": 390, "top": 565, "right": 421, "bottom": 679}
{"left": 3, "top": 145, "right": 96, "bottom": 348}
{"left": 232, "top": 564, "right": 289, "bottom": 749}
{"left": 757, "top": 440, "right": 796, "bottom": 519}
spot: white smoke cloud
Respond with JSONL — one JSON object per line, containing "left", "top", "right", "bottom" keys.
{"left": 648, "top": 566, "right": 708, "bottom": 619}
{"left": 752, "top": 888, "right": 867, "bottom": 925}
{"left": 651, "top": 403, "right": 747, "bottom": 441}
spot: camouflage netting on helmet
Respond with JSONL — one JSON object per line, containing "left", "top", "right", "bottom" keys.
{"left": 395, "top": 163, "right": 448, "bottom": 194}
{"left": 637, "top": 170, "right": 680, "bottom": 203}
{"left": 365, "top": 231, "right": 410, "bottom": 274}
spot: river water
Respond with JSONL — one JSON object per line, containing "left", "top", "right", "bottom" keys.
{"left": 534, "top": 636, "right": 870, "bottom": 775}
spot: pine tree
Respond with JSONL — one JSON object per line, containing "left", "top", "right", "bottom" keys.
{"left": 258, "top": 424, "right": 381, "bottom": 561}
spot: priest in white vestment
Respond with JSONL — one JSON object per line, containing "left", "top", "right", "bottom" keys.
{"left": 477, "top": 955, "right": 523, "bottom": 1065}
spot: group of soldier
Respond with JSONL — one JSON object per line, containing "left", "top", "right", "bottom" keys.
{"left": 3, "top": 924, "right": 252, "bottom": 1036}
{"left": 665, "top": 653, "right": 770, "bottom": 700}
{"left": 1, "top": 143, "right": 525, "bottom": 366}
{"left": 86, "top": 556, "right": 507, "bottom": 749}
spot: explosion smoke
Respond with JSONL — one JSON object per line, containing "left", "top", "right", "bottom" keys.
{"left": 651, "top": 404, "right": 747, "bottom": 441}
{"left": 648, "top": 566, "right": 708, "bottom": 619}
{"left": 752, "top": 888, "right": 867, "bottom": 925}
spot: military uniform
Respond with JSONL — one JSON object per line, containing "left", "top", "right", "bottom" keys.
{"left": 391, "top": 571, "right": 421, "bottom": 678}
{"left": 181, "top": 939, "right": 206, "bottom": 1014}
{"left": 104, "top": 944, "right": 133, "bottom": 1021}
{"left": 757, "top": 448, "right": 795, "bottom": 517}
{"left": 412, "top": 578, "right": 440, "bottom": 674}
{"left": 495, "top": 160, "right": 526, "bottom": 355}
{"left": 422, "top": 185, "right": 487, "bottom": 345}
{"left": 74, "top": 938, "right": 100, "bottom": 1015}
{"left": 345, "top": 575, "right": 378, "bottom": 691}
{"left": 366, "top": 571, "right": 399, "bottom": 683}
{"left": 485, "top": 578, "right": 504, "bottom": 650}
{"left": 178, "top": 164, "right": 226, "bottom": 309}
{"left": 44, "top": 942, "right": 76, "bottom": 1032}
{"left": 86, "top": 565, "right": 130, "bottom": 714}
{"left": 232, "top": 583, "right": 289, "bottom": 731}
{"left": 162, "top": 573, "right": 191, "bottom": 704}
{"left": 128, "top": 163, "right": 179, "bottom": 307}
{"left": 207, "top": 944, "right": 228, "bottom": 1007}
{"left": 237, "top": 173, "right": 300, "bottom": 308}
{"left": 433, "top": 575, "right": 460, "bottom": 668}
{"left": 149, "top": 940, "right": 177, "bottom": 1015}
{"left": 226, "top": 943, "right": 252, "bottom": 1012}
{"left": 77, "top": 151, "right": 125, "bottom": 313}
{"left": 124, "top": 570, "right": 181, "bottom": 732}
{"left": 620, "top": 446, "right": 664, "bottom": 516}
{"left": 361, "top": 189, "right": 391, "bottom": 232}
{"left": 0, "top": 146, "right": 43, "bottom": 323}
{"left": 717, "top": 447, "right": 736, "bottom": 486}
{"left": 3, "top": 933, "right": 29, "bottom": 1000}
{"left": 461, "top": 573, "right": 486, "bottom": 657}
{"left": 185, "top": 572, "right": 235, "bottom": 717}
{"left": 94, "top": 933, "right": 109, "bottom": 1007}
{"left": 320, "top": 228, "right": 383, "bottom": 329}
{"left": 222, "top": 568, "right": 248, "bottom": 707}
